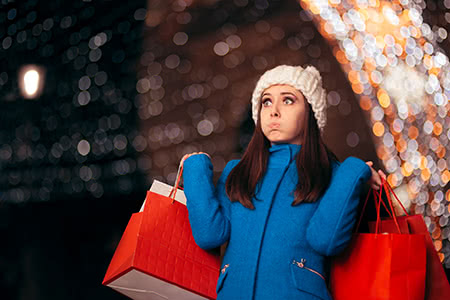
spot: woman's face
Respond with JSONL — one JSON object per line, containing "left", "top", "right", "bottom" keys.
{"left": 260, "top": 84, "right": 306, "bottom": 145}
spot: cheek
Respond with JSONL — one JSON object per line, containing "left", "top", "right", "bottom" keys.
{"left": 260, "top": 108, "right": 270, "bottom": 123}
{"left": 287, "top": 109, "right": 305, "bottom": 133}
{"left": 260, "top": 110, "right": 273, "bottom": 136}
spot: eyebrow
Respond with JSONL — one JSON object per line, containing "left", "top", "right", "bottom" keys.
{"left": 262, "top": 92, "right": 297, "bottom": 98}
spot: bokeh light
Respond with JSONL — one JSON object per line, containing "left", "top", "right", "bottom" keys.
{"left": 19, "top": 65, "right": 45, "bottom": 99}
{"left": 302, "top": 0, "right": 450, "bottom": 266}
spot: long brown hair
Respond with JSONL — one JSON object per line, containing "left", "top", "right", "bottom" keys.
{"left": 225, "top": 100, "right": 338, "bottom": 209}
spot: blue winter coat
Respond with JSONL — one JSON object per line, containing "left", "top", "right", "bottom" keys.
{"left": 183, "top": 143, "right": 372, "bottom": 300}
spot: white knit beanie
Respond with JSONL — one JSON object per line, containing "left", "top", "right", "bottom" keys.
{"left": 251, "top": 65, "right": 327, "bottom": 131}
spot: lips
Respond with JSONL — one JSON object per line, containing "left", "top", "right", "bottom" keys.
{"left": 269, "top": 123, "right": 280, "bottom": 129}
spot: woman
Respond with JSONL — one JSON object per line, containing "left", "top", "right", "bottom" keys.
{"left": 181, "top": 65, "right": 386, "bottom": 300}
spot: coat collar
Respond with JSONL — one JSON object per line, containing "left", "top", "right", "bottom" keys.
{"left": 267, "top": 143, "right": 301, "bottom": 168}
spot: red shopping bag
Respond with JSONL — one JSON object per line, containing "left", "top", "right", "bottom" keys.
{"left": 102, "top": 166, "right": 220, "bottom": 299}
{"left": 367, "top": 182, "right": 450, "bottom": 300}
{"left": 330, "top": 178, "right": 427, "bottom": 300}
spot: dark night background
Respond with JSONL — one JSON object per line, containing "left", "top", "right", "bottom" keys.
{"left": 0, "top": 1, "right": 148, "bottom": 299}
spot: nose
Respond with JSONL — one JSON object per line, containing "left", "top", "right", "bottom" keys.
{"left": 270, "top": 101, "right": 280, "bottom": 117}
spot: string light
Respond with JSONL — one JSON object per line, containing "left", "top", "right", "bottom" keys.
{"left": 302, "top": 0, "right": 449, "bottom": 266}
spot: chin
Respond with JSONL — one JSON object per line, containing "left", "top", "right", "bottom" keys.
{"left": 269, "top": 139, "right": 289, "bottom": 144}
{"left": 269, "top": 137, "right": 301, "bottom": 145}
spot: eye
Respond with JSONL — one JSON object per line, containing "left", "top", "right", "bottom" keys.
{"left": 261, "top": 98, "right": 272, "bottom": 107}
{"left": 283, "top": 97, "right": 294, "bottom": 105}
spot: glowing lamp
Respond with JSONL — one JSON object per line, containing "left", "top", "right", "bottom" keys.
{"left": 19, "top": 65, "right": 45, "bottom": 99}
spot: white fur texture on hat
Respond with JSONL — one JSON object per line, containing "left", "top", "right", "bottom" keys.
{"left": 251, "top": 64, "right": 327, "bottom": 131}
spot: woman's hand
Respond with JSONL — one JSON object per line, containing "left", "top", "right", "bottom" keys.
{"left": 365, "top": 161, "right": 387, "bottom": 190}
{"left": 181, "top": 152, "right": 211, "bottom": 166}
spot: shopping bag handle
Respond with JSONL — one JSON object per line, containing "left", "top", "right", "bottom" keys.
{"left": 355, "top": 177, "right": 406, "bottom": 234}
{"left": 170, "top": 152, "right": 211, "bottom": 204}
{"left": 368, "top": 179, "right": 408, "bottom": 220}
{"left": 375, "top": 177, "right": 401, "bottom": 234}
{"left": 168, "top": 162, "right": 184, "bottom": 204}
{"left": 382, "top": 178, "right": 408, "bottom": 216}
{"left": 373, "top": 188, "right": 392, "bottom": 219}
{"left": 355, "top": 186, "right": 386, "bottom": 233}
{"left": 373, "top": 179, "right": 401, "bottom": 234}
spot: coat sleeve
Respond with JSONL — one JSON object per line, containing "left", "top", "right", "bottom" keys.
{"left": 306, "top": 156, "right": 371, "bottom": 256}
{"left": 182, "top": 154, "right": 238, "bottom": 250}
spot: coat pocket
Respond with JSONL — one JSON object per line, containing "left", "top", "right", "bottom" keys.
{"left": 290, "top": 259, "right": 331, "bottom": 300}
{"left": 216, "top": 263, "right": 229, "bottom": 294}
